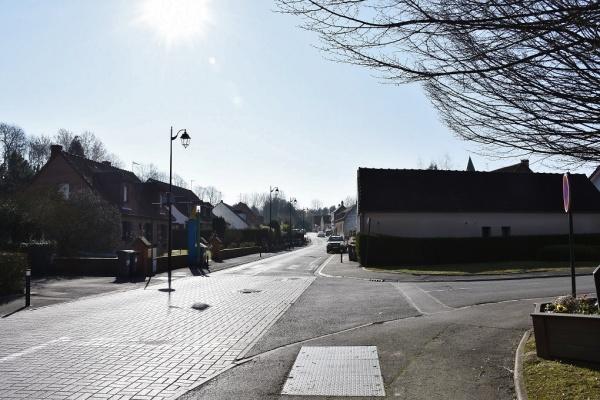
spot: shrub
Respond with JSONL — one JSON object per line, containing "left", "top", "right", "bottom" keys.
{"left": 0, "top": 252, "right": 27, "bottom": 296}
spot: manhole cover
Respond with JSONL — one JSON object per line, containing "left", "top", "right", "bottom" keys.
{"left": 191, "top": 303, "right": 210, "bottom": 310}
{"left": 282, "top": 346, "right": 385, "bottom": 397}
{"left": 238, "top": 289, "right": 261, "bottom": 294}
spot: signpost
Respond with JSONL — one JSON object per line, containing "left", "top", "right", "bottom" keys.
{"left": 563, "top": 173, "right": 576, "bottom": 297}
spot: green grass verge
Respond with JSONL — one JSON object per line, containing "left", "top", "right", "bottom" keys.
{"left": 365, "top": 261, "right": 598, "bottom": 275}
{"left": 523, "top": 336, "right": 600, "bottom": 399}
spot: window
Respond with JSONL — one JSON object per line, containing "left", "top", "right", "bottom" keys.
{"left": 122, "top": 221, "right": 133, "bottom": 242}
{"left": 502, "top": 226, "right": 511, "bottom": 237}
{"left": 123, "top": 184, "right": 129, "bottom": 203}
{"left": 144, "top": 223, "right": 152, "bottom": 242}
{"left": 482, "top": 227, "right": 491, "bottom": 237}
{"left": 58, "top": 183, "right": 69, "bottom": 199}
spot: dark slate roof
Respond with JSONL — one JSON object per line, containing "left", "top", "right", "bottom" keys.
{"left": 63, "top": 152, "right": 141, "bottom": 185}
{"left": 146, "top": 178, "right": 201, "bottom": 203}
{"left": 491, "top": 159, "right": 533, "bottom": 173}
{"left": 357, "top": 168, "right": 600, "bottom": 214}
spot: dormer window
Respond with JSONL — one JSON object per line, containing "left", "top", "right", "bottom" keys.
{"left": 123, "top": 184, "right": 130, "bottom": 203}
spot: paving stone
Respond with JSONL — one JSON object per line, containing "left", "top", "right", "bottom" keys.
{"left": 0, "top": 275, "right": 314, "bottom": 399}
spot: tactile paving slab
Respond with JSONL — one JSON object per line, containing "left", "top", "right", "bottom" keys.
{"left": 281, "top": 346, "right": 386, "bottom": 397}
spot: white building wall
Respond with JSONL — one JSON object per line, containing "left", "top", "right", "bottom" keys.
{"left": 343, "top": 208, "right": 358, "bottom": 237}
{"left": 212, "top": 202, "right": 249, "bottom": 229}
{"left": 359, "top": 212, "right": 600, "bottom": 238}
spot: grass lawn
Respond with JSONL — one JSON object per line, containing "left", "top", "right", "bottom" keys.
{"left": 523, "top": 335, "right": 600, "bottom": 399}
{"left": 366, "top": 261, "right": 598, "bottom": 275}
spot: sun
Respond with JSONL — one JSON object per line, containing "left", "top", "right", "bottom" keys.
{"left": 134, "top": 0, "right": 214, "bottom": 49}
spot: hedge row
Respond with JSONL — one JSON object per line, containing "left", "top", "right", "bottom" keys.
{"left": 355, "top": 233, "right": 600, "bottom": 266}
{"left": 0, "top": 253, "right": 28, "bottom": 296}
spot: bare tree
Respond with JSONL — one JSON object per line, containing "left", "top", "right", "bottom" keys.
{"left": 310, "top": 198, "right": 323, "bottom": 211}
{"left": 343, "top": 195, "right": 356, "bottom": 207}
{"left": 28, "top": 134, "right": 53, "bottom": 171}
{"left": 276, "top": 0, "right": 600, "bottom": 167}
{"left": 137, "top": 163, "right": 167, "bottom": 182}
{"left": 53, "top": 129, "right": 123, "bottom": 168}
{"left": 197, "top": 186, "right": 223, "bottom": 205}
{"left": 238, "top": 192, "right": 267, "bottom": 209}
{"left": 0, "top": 123, "right": 27, "bottom": 164}
{"left": 172, "top": 174, "right": 188, "bottom": 189}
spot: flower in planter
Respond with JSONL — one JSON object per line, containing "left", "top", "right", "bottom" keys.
{"left": 542, "top": 294, "right": 600, "bottom": 315}
{"left": 555, "top": 304, "right": 568, "bottom": 313}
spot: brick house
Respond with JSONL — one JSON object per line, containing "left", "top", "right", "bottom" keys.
{"left": 32, "top": 145, "right": 209, "bottom": 248}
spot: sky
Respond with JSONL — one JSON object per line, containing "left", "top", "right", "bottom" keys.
{"left": 1, "top": 1, "right": 592, "bottom": 209}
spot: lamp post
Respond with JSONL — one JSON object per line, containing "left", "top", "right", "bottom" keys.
{"left": 269, "top": 186, "right": 279, "bottom": 251}
{"left": 288, "top": 198, "right": 297, "bottom": 248}
{"left": 167, "top": 126, "right": 191, "bottom": 291}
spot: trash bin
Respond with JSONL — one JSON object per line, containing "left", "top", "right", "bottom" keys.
{"left": 129, "top": 251, "right": 139, "bottom": 276}
{"left": 347, "top": 245, "right": 356, "bottom": 261}
{"left": 116, "top": 250, "right": 134, "bottom": 278}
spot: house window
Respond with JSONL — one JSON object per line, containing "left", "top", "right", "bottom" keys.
{"left": 144, "top": 223, "right": 152, "bottom": 242}
{"left": 482, "top": 227, "right": 492, "bottom": 237}
{"left": 122, "top": 221, "right": 133, "bottom": 242}
{"left": 59, "top": 183, "right": 69, "bottom": 199}
{"left": 158, "top": 224, "right": 167, "bottom": 244}
{"left": 502, "top": 226, "right": 511, "bottom": 237}
{"left": 123, "top": 184, "right": 129, "bottom": 203}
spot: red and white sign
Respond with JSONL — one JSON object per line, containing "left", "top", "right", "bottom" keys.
{"left": 563, "top": 173, "right": 570, "bottom": 213}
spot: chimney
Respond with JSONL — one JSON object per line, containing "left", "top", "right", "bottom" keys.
{"left": 521, "top": 160, "right": 529, "bottom": 168}
{"left": 102, "top": 161, "right": 112, "bottom": 166}
{"left": 50, "top": 145, "right": 63, "bottom": 157}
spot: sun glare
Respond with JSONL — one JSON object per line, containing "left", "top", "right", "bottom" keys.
{"left": 134, "top": 0, "right": 214, "bottom": 49}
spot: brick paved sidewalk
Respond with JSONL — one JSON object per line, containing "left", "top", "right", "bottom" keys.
{"left": 0, "top": 268, "right": 314, "bottom": 399}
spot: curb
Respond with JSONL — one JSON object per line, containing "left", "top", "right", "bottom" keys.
{"left": 514, "top": 329, "right": 532, "bottom": 400}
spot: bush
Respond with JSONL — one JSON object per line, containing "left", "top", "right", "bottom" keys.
{"left": 20, "top": 241, "right": 55, "bottom": 276}
{"left": 0, "top": 252, "right": 27, "bottom": 296}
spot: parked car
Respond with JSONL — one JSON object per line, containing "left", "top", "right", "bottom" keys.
{"left": 326, "top": 235, "right": 347, "bottom": 253}
{"left": 317, "top": 231, "right": 325, "bottom": 237}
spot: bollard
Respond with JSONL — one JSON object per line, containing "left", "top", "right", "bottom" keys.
{"left": 25, "top": 268, "right": 31, "bottom": 307}
{"left": 594, "top": 266, "right": 600, "bottom": 300}
{"left": 340, "top": 250, "right": 343, "bottom": 263}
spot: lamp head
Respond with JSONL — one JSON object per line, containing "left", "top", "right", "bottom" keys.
{"left": 180, "top": 130, "right": 191, "bottom": 148}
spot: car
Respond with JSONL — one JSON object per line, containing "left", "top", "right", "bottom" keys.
{"left": 326, "top": 235, "right": 347, "bottom": 253}
{"left": 317, "top": 231, "right": 325, "bottom": 237}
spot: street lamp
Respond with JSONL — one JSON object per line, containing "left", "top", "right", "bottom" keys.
{"left": 289, "top": 198, "right": 297, "bottom": 248}
{"left": 269, "top": 186, "right": 279, "bottom": 251}
{"left": 167, "top": 126, "right": 191, "bottom": 291}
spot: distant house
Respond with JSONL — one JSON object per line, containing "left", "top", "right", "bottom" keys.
{"left": 32, "top": 144, "right": 208, "bottom": 246}
{"left": 212, "top": 201, "right": 251, "bottom": 229}
{"left": 334, "top": 204, "right": 357, "bottom": 238}
{"left": 356, "top": 167, "right": 600, "bottom": 238}
{"left": 312, "top": 214, "right": 332, "bottom": 232}
{"left": 231, "top": 202, "right": 264, "bottom": 227}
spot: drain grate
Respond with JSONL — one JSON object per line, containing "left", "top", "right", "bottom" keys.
{"left": 281, "top": 346, "right": 385, "bottom": 397}
{"left": 238, "top": 289, "right": 261, "bottom": 293}
{"left": 191, "top": 303, "right": 210, "bottom": 310}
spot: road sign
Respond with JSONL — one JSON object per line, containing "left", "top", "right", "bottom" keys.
{"left": 563, "top": 173, "right": 570, "bottom": 213}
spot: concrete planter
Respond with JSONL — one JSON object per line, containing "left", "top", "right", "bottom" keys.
{"left": 531, "top": 302, "right": 600, "bottom": 362}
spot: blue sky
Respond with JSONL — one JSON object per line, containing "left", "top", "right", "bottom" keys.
{"left": 1, "top": 1, "right": 585, "bottom": 209}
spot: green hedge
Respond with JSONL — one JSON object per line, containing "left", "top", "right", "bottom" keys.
{"left": 20, "top": 242, "right": 55, "bottom": 276}
{"left": 0, "top": 253, "right": 28, "bottom": 296}
{"left": 355, "top": 233, "right": 600, "bottom": 267}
